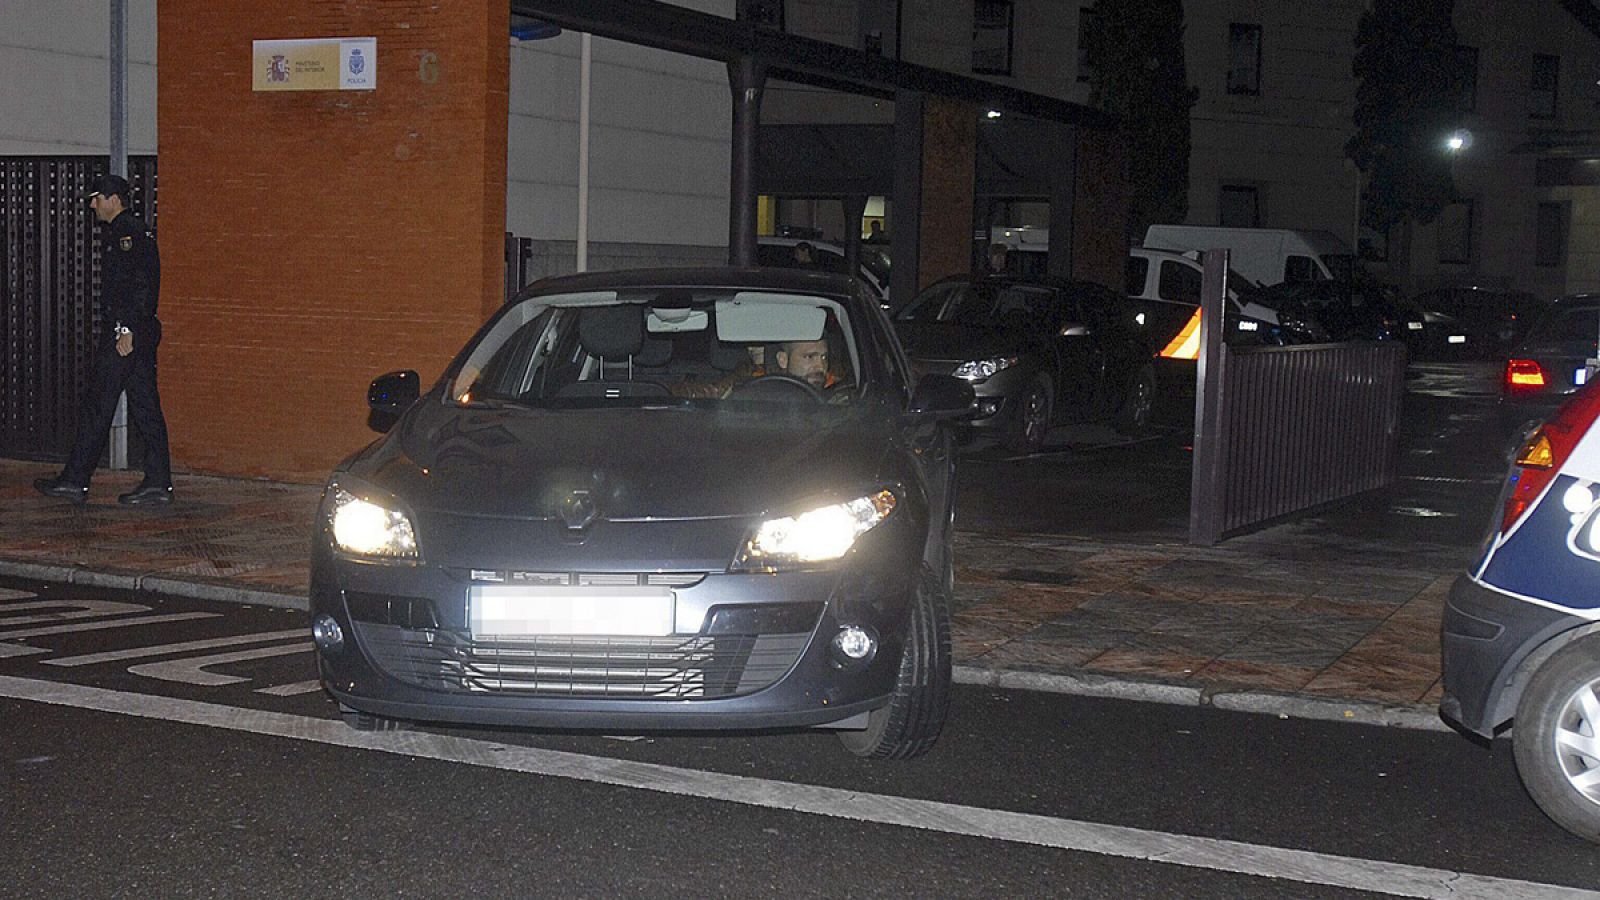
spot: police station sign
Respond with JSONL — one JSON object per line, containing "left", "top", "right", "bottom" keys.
{"left": 252, "top": 37, "right": 376, "bottom": 92}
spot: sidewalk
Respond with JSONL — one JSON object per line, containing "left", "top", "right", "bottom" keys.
{"left": 0, "top": 457, "right": 1468, "bottom": 731}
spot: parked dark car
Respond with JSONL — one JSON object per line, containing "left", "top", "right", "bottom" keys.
{"left": 1440, "top": 382, "right": 1600, "bottom": 844}
{"left": 1252, "top": 275, "right": 1414, "bottom": 344}
{"left": 312, "top": 267, "right": 973, "bottom": 759}
{"left": 1499, "top": 293, "right": 1600, "bottom": 440}
{"left": 1408, "top": 286, "right": 1546, "bottom": 360}
{"left": 892, "top": 275, "right": 1157, "bottom": 453}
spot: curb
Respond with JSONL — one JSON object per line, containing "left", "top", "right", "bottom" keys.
{"left": 1, "top": 559, "right": 1449, "bottom": 732}
{"left": 953, "top": 666, "right": 1450, "bottom": 733}
{"left": 0, "top": 560, "right": 307, "bottom": 611}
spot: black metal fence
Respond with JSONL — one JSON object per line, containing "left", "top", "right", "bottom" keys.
{"left": 1189, "top": 250, "right": 1406, "bottom": 544}
{"left": 1, "top": 155, "right": 156, "bottom": 461}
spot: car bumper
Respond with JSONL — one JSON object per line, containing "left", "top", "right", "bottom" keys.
{"left": 311, "top": 549, "right": 912, "bottom": 731}
{"left": 1439, "top": 574, "right": 1578, "bottom": 738}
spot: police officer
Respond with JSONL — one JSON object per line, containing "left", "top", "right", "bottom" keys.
{"left": 34, "top": 174, "right": 173, "bottom": 505}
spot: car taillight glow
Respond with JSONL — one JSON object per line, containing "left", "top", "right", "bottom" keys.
{"left": 1499, "top": 384, "right": 1600, "bottom": 532}
{"left": 1505, "top": 358, "right": 1546, "bottom": 391}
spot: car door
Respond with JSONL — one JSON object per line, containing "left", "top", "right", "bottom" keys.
{"left": 1050, "top": 285, "right": 1104, "bottom": 417}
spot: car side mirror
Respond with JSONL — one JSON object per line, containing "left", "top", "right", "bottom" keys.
{"left": 367, "top": 370, "right": 419, "bottom": 433}
{"left": 1060, "top": 323, "right": 1090, "bottom": 337}
{"left": 906, "top": 374, "right": 975, "bottom": 420}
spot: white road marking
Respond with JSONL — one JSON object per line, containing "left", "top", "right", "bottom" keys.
{"left": 0, "top": 589, "right": 37, "bottom": 602}
{"left": 0, "top": 599, "right": 151, "bottom": 627}
{"left": 0, "top": 614, "right": 221, "bottom": 658}
{"left": 0, "top": 675, "right": 1590, "bottom": 900}
{"left": 254, "top": 680, "right": 323, "bottom": 697}
{"left": 126, "top": 644, "right": 312, "bottom": 686}
{"left": 44, "top": 629, "right": 306, "bottom": 668}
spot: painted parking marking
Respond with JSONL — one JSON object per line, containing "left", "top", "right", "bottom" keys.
{"left": 0, "top": 589, "right": 35, "bottom": 602}
{"left": 0, "top": 675, "right": 1591, "bottom": 900}
{"left": 126, "top": 643, "right": 312, "bottom": 686}
{"left": 0, "top": 613, "right": 221, "bottom": 658}
{"left": 254, "top": 680, "right": 323, "bottom": 697}
{"left": 0, "top": 598, "right": 154, "bottom": 627}
{"left": 44, "top": 629, "right": 306, "bottom": 668}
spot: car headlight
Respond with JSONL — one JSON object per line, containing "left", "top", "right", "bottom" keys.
{"left": 327, "top": 483, "right": 419, "bottom": 560}
{"left": 733, "top": 490, "right": 898, "bottom": 570}
{"left": 952, "top": 356, "right": 1018, "bottom": 382}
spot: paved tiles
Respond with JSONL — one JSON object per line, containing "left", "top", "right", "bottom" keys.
{"left": 0, "top": 456, "right": 1471, "bottom": 717}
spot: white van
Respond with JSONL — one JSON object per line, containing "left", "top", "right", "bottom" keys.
{"left": 1141, "top": 225, "right": 1355, "bottom": 288}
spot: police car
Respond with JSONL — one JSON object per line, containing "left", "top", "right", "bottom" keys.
{"left": 1441, "top": 382, "right": 1600, "bottom": 843}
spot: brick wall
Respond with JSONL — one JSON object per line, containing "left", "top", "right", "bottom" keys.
{"left": 156, "top": 1, "right": 509, "bottom": 482}
{"left": 917, "top": 96, "right": 978, "bottom": 290}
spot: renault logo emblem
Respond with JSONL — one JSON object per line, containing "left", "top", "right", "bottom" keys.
{"left": 559, "top": 490, "right": 599, "bottom": 531}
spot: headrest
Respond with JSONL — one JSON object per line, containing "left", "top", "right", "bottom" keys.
{"left": 635, "top": 336, "right": 673, "bottom": 367}
{"left": 578, "top": 305, "right": 645, "bottom": 359}
{"left": 710, "top": 341, "right": 750, "bottom": 372}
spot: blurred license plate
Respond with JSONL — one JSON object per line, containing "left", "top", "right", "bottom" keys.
{"left": 1447, "top": 335, "right": 1467, "bottom": 344}
{"left": 1578, "top": 368, "right": 1590, "bottom": 386}
{"left": 469, "top": 586, "right": 674, "bottom": 637}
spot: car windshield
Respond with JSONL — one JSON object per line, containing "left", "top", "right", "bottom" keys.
{"left": 449, "top": 289, "right": 867, "bottom": 408}
{"left": 895, "top": 281, "right": 1057, "bottom": 327}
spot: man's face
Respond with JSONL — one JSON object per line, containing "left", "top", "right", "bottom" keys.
{"left": 88, "top": 194, "right": 121, "bottom": 223}
{"left": 778, "top": 340, "right": 829, "bottom": 388}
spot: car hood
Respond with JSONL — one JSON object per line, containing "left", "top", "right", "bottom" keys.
{"left": 894, "top": 322, "right": 1024, "bottom": 362}
{"left": 352, "top": 402, "right": 893, "bottom": 521}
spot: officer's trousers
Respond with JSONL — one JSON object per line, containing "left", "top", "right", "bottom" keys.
{"left": 61, "top": 323, "right": 172, "bottom": 488}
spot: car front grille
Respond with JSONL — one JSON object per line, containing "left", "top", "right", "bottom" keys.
{"left": 352, "top": 622, "right": 814, "bottom": 700}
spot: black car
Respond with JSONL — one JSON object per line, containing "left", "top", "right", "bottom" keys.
{"left": 1499, "top": 293, "right": 1600, "bottom": 440}
{"left": 1252, "top": 275, "right": 1413, "bottom": 344}
{"left": 312, "top": 268, "right": 973, "bottom": 759}
{"left": 1409, "top": 286, "right": 1546, "bottom": 360}
{"left": 892, "top": 275, "right": 1157, "bottom": 453}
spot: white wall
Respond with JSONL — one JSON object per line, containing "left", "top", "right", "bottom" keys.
{"left": 0, "top": 0, "right": 159, "bottom": 154}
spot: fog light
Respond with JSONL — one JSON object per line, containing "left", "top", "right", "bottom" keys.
{"left": 312, "top": 614, "right": 344, "bottom": 652}
{"left": 831, "top": 625, "right": 877, "bottom": 665}
{"left": 975, "top": 398, "right": 1002, "bottom": 418}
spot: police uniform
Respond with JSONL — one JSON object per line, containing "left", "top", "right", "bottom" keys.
{"left": 36, "top": 175, "right": 172, "bottom": 505}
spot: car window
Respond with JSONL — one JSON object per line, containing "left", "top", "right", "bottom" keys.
{"left": 1158, "top": 260, "right": 1202, "bottom": 304}
{"left": 451, "top": 290, "right": 869, "bottom": 407}
{"left": 1125, "top": 256, "right": 1150, "bottom": 295}
{"left": 897, "top": 283, "right": 962, "bottom": 323}
{"left": 1284, "top": 255, "right": 1320, "bottom": 283}
{"left": 1526, "top": 307, "right": 1600, "bottom": 352}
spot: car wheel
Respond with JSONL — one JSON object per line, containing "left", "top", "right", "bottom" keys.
{"left": 1115, "top": 365, "right": 1157, "bottom": 436}
{"left": 838, "top": 565, "right": 952, "bottom": 760}
{"left": 339, "top": 702, "right": 402, "bottom": 732}
{"left": 1004, "top": 377, "right": 1052, "bottom": 453}
{"left": 1512, "top": 635, "right": 1600, "bottom": 844}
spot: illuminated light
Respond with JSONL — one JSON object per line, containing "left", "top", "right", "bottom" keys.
{"left": 1516, "top": 430, "right": 1554, "bottom": 469}
{"left": 1506, "top": 358, "right": 1546, "bottom": 391}
{"left": 738, "top": 490, "right": 898, "bottom": 567}
{"left": 1407, "top": 321, "right": 1424, "bottom": 331}
{"left": 1160, "top": 307, "right": 1202, "bottom": 360}
{"left": 330, "top": 487, "right": 418, "bottom": 558}
{"left": 459, "top": 391, "right": 473, "bottom": 404}
{"left": 1238, "top": 320, "right": 1259, "bottom": 332}
{"left": 1134, "top": 312, "right": 1147, "bottom": 326}
{"left": 1563, "top": 482, "right": 1595, "bottom": 514}
{"left": 986, "top": 109, "right": 1003, "bottom": 119}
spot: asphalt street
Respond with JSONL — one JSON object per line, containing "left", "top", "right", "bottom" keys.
{"left": 4, "top": 578, "right": 1598, "bottom": 898}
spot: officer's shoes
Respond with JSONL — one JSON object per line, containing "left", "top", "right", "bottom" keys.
{"left": 34, "top": 478, "right": 89, "bottom": 504}
{"left": 118, "top": 483, "right": 173, "bottom": 506}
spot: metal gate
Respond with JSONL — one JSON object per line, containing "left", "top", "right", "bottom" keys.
{"left": 1189, "top": 250, "right": 1407, "bottom": 544}
{"left": 0, "top": 155, "right": 157, "bottom": 460}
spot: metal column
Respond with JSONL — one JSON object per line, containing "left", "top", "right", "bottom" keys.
{"left": 727, "top": 55, "right": 765, "bottom": 266}
{"left": 108, "top": 0, "right": 130, "bottom": 470}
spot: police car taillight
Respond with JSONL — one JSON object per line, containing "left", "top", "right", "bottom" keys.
{"left": 1500, "top": 383, "right": 1600, "bottom": 533}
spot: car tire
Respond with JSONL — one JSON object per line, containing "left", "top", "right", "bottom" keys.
{"left": 1114, "top": 365, "right": 1157, "bottom": 436}
{"left": 1003, "top": 377, "right": 1052, "bottom": 454}
{"left": 838, "top": 565, "right": 952, "bottom": 760}
{"left": 339, "top": 702, "right": 402, "bottom": 732}
{"left": 1512, "top": 635, "right": 1600, "bottom": 845}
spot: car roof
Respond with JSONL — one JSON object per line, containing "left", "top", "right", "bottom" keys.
{"left": 520, "top": 266, "right": 858, "bottom": 300}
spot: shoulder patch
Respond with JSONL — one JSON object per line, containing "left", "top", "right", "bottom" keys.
{"left": 119, "top": 236, "right": 133, "bottom": 252}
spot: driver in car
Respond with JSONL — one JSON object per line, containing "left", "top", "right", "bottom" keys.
{"left": 773, "top": 339, "right": 833, "bottom": 390}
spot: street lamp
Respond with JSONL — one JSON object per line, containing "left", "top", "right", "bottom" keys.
{"left": 1446, "top": 128, "right": 1473, "bottom": 153}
